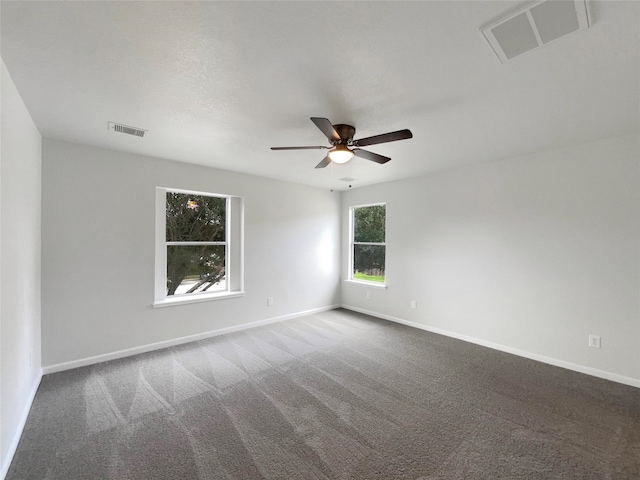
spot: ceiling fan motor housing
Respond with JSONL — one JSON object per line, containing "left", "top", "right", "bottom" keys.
{"left": 333, "top": 124, "right": 356, "bottom": 144}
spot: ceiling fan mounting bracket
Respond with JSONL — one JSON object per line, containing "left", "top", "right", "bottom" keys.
{"left": 333, "top": 124, "right": 356, "bottom": 145}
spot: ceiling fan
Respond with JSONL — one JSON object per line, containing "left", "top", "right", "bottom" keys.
{"left": 271, "top": 117, "right": 413, "bottom": 169}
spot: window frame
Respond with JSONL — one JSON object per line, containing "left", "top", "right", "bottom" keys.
{"left": 154, "top": 187, "right": 244, "bottom": 307}
{"left": 347, "top": 202, "right": 387, "bottom": 288}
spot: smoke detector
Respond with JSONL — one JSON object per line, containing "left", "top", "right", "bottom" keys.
{"left": 108, "top": 122, "right": 147, "bottom": 138}
{"left": 480, "top": 0, "right": 590, "bottom": 63}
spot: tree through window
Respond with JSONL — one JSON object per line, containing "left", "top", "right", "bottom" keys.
{"left": 155, "top": 188, "right": 244, "bottom": 306}
{"left": 351, "top": 203, "right": 386, "bottom": 283}
{"left": 166, "top": 192, "right": 227, "bottom": 296}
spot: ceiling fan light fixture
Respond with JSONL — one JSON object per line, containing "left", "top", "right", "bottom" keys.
{"left": 328, "top": 145, "right": 354, "bottom": 164}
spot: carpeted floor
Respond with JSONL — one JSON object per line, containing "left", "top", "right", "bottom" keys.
{"left": 8, "top": 309, "right": 640, "bottom": 479}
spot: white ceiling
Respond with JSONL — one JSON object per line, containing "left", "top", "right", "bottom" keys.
{"left": 1, "top": 1, "right": 638, "bottom": 191}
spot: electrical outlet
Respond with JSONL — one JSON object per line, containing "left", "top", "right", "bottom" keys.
{"left": 366, "top": 291, "right": 371, "bottom": 299}
{"left": 588, "top": 335, "right": 601, "bottom": 349}
{"left": 267, "top": 297, "right": 273, "bottom": 306}
{"left": 410, "top": 300, "right": 417, "bottom": 309}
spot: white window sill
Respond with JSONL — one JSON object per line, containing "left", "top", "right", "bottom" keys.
{"left": 153, "top": 291, "right": 245, "bottom": 308}
{"left": 344, "top": 279, "right": 388, "bottom": 289}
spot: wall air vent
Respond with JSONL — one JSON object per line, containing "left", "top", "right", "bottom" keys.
{"left": 108, "top": 122, "right": 147, "bottom": 138}
{"left": 480, "top": 0, "right": 589, "bottom": 63}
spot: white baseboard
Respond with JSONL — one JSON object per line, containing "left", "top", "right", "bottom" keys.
{"left": 1, "top": 369, "right": 43, "bottom": 480}
{"left": 341, "top": 304, "right": 640, "bottom": 389}
{"left": 42, "top": 305, "right": 340, "bottom": 375}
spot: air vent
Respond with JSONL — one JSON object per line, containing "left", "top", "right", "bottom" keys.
{"left": 108, "top": 122, "right": 147, "bottom": 138}
{"left": 339, "top": 177, "right": 356, "bottom": 182}
{"left": 480, "top": 0, "right": 589, "bottom": 63}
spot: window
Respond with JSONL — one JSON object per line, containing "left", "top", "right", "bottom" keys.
{"left": 154, "top": 188, "right": 243, "bottom": 307}
{"left": 349, "top": 203, "right": 386, "bottom": 284}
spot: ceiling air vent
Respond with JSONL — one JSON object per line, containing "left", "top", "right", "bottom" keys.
{"left": 480, "top": 0, "right": 589, "bottom": 63}
{"left": 108, "top": 122, "right": 147, "bottom": 138}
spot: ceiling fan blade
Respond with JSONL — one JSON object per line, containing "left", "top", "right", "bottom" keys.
{"left": 310, "top": 117, "right": 342, "bottom": 142}
{"left": 353, "top": 148, "right": 391, "bottom": 164}
{"left": 271, "top": 146, "right": 328, "bottom": 150}
{"left": 354, "top": 129, "right": 413, "bottom": 147}
{"left": 315, "top": 156, "right": 331, "bottom": 169}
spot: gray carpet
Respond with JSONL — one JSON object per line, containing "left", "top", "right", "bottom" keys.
{"left": 8, "top": 309, "right": 640, "bottom": 479}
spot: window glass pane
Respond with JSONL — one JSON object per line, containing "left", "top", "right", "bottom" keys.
{"left": 353, "top": 244, "right": 385, "bottom": 283}
{"left": 167, "top": 245, "right": 226, "bottom": 295}
{"left": 354, "top": 205, "right": 385, "bottom": 243}
{"left": 166, "top": 193, "right": 226, "bottom": 242}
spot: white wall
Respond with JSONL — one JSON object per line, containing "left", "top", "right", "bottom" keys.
{"left": 41, "top": 139, "right": 341, "bottom": 368}
{"left": 341, "top": 134, "right": 640, "bottom": 385}
{"left": 0, "top": 60, "right": 42, "bottom": 477}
